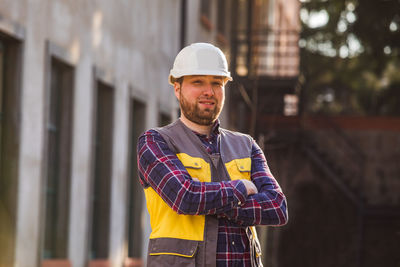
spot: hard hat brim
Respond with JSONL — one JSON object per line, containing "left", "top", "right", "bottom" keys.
{"left": 169, "top": 70, "right": 233, "bottom": 85}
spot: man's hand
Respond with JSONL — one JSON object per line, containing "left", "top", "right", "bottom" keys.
{"left": 241, "top": 179, "right": 258, "bottom": 195}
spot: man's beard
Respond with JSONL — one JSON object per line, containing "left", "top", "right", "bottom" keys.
{"left": 179, "top": 91, "right": 223, "bottom": 126}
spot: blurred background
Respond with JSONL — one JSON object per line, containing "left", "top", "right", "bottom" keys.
{"left": 0, "top": 0, "right": 399, "bottom": 266}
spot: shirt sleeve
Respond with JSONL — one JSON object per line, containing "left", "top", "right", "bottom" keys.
{"left": 137, "top": 129, "right": 248, "bottom": 216}
{"left": 219, "top": 140, "right": 288, "bottom": 226}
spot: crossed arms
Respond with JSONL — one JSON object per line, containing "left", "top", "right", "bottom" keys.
{"left": 137, "top": 130, "right": 288, "bottom": 227}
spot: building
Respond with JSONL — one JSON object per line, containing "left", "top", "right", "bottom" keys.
{"left": 225, "top": 1, "right": 400, "bottom": 267}
{"left": 227, "top": 0, "right": 300, "bottom": 135}
{"left": 0, "top": 1, "right": 181, "bottom": 266}
{"left": 260, "top": 115, "right": 400, "bottom": 267}
{"left": 0, "top": 0, "right": 305, "bottom": 266}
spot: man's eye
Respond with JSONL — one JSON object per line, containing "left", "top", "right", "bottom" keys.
{"left": 193, "top": 80, "right": 202, "bottom": 84}
{"left": 213, "top": 82, "right": 223, "bottom": 86}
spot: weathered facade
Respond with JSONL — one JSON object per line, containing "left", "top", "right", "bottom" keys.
{"left": 0, "top": 1, "right": 242, "bottom": 267}
{"left": 0, "top": 1, "right": 181, "bottom": 266}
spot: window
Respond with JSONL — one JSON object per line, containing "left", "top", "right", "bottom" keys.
{"left": 200, "top": 0, "right": 213, "bottom": 30}
{"left": 234, "top": 0, "right": 251, "bottom": 76}
{"left": 42, "top": 57, "right": 74, "bottom": 259}
{"left": 90, "top": 81, "right": 114, "bottom": 259}
{"left": 0, "top": 33, "right": 22, "bottom": 266}
{"left": 200, "top": 0, "right": 211, "bottom": 18}
{"left": 237, "top": 0, "right": 249, "bottom": 32}
{"left": 127, "top": 99, "right": 146, "bottom": 259}
{"left": 283, "top": 94, "right": 299, "bottom": 116}
{"left": 217, "top": 0, "right": 226, "bottom": 36}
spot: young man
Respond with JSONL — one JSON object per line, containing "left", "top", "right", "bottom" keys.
{"left": 137, "top": 43, "right": 288, "bottom": 267}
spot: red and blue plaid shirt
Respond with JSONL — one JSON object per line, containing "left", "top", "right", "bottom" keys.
{"left": 137, "top": 120, "right": 288, "bottom": 267}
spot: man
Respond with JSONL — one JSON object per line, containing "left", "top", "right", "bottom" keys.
{"left": 137, "top": 43, "right": 288, "bottom": 267}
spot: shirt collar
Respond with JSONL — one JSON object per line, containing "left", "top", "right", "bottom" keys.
{"left": 192, "top": 119, "right": 220, "bottom": 138}
{"left": 211, "top": 119, "right": 221, "bottom": 135}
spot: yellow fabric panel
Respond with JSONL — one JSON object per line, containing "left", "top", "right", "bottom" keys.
{"left": 145, "top": 187, "right": 205, "bottom": 241}
{"left": 145, "top": 153, "right": 211, "bottom": 241}
{"left": 176, "top": 153, "right": 212, "bottom": 182}
{"left": 225, "top": 157, "right": 251, "bottom": 181}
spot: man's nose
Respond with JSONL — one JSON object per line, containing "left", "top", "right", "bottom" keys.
{"left": 202, "top": 82, "right": 214, "bottom": 96}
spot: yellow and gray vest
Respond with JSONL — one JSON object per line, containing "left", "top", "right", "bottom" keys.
{"left": 145, "top": 119, "right": 262, "bottom": 267}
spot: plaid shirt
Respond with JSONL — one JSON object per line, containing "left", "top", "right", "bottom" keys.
{"left": 137, "top": 121, "right": 288, "bottom": 267}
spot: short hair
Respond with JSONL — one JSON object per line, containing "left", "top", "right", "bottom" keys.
{"left": 171, "top": 76, "right": 183, "bottom": 85}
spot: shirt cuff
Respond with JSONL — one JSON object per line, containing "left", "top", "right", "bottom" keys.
{"left": 230, "top": 180, "right": 248, "bottom": 206}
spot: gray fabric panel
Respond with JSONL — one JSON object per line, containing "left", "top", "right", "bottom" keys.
{"left": 147, "top": 238, "right": 198, "bottom": 267}
{"left": 148, "top": 237, "right": 199, "bottom": 256}
{"left": 147, "top": 254, "right": 196, "bottom": 267}
{"left": 204, "top": 216, "right": 219, "bottom": 267}
{"left": 219, "top": 128, "right": 253, "bottom": 163}
{"left": 210, "top": 153, "right": 230, "bottom": 182}
{"left": 157, "top": 120, "right": 253, "bottom": 163}
{"left": 156, "top": 120, "right": 211, "bottom": 160}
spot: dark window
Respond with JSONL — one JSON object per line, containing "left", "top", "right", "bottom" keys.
{"left": 200, "top": 0, "right": 213, "bottom": 30}
{"left": 200, "top": 0, "right": 211, "bottom": 18}
{"left": 234, "top": 0, "right": 251, "bottom": 76}
{"left": 217, "top": 0, "right": 227, "bottom": 35}
{"left": 0, "top": 33, "right": 22, "bottom": 266}
{"left": 237, "top": 0, "right": 249, "bottom": 32}
{"left": 127, "top": 99, "right": 146, "bottom": 258}
{"left": 90, "top": 81, "right": 114, "bottom": 259}
{"left": 43, "top": 57, "right": 74, "bottom": 259}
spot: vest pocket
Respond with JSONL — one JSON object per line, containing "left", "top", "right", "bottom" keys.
{"left": 177, "top": 153, "right": 211, "bottom": 182}
{"left": 234, "top": 158, "right": 251, "bottom": 172}
{"left": 225, "top": 158, "right": 252, "bottom": 181}
{"left": 148, "top": 238, "right": 199, "bottom": 267}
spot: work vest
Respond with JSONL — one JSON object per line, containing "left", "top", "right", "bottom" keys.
{"left": 144, "top": 119, "right": 262, "bottom": 267}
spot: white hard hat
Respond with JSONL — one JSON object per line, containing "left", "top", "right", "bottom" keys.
{"left": 169, "top": 43, "right": 233, "bottom": 85}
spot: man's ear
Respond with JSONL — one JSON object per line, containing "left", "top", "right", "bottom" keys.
{"left": 223, "top": 77, "right": 230, "bottom": 86}
{"left": 174, "top": 82, "right": 181, "bottom": 100}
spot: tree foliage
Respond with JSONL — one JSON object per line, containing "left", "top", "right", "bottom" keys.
{"left": 300, "top": 0, "right": 400, "bottom": 116}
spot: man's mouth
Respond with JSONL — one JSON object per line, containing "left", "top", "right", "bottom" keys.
{"left": 198, "top": 99, "right": 215, "bottom": 107}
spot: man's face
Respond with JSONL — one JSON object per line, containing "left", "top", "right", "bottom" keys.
{"left": 174, "top": 75, "right": 226, "bottom": 126}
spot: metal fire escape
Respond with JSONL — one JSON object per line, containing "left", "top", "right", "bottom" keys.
{"left": 229, "top": 0, "right": 299, "bottom": 136}
{"left": 229, "top": 1, "right": 400, "bottom": 267}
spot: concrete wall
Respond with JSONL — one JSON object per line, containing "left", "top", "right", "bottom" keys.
{"left": 0, "top": 0, "right": 251, "bottom": 266}
{"left": 0, "top": 0, "right": 180, "bottom": 266}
